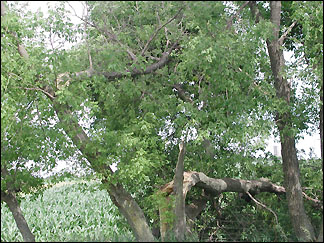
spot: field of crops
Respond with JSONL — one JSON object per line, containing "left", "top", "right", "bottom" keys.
{"left": 1, "top": 178, "right": 135, "bottom": 242}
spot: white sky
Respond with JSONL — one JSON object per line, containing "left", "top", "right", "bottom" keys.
{"left": 16, "top": 2, "right": 322, "bottom": 177}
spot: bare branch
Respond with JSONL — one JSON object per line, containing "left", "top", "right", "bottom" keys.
{"left": 247, "top": 191, "right": 288, "bottom": 241}
{"left": 278, "top": 20, "right": 297, "bottom": 45}
{"left": 156, "top": 11, "right": 161, "bottom": 26}
{"left": 141, "top": 6, "right": 184, "bottom": 56}
{"left": 18, "top": 44, "right": 29, "bottom": 59}
{"left": 173, "top": 141, "right": 186, "bottom": 241}
{"left": 21, "top": 87, "right": 55, "bottom": 100}
{"left": 302, "top": 192, "right": 323, "bottom": 209}
{"left": 1, "top": 1, "right": 6, "bottom": 16}
{"left": 67, "top": 2, "right": 137, "bottom": 62}
{"left": 83, "top": 2, "right": 93, "bottom": 70}
{"left": 246, "top": 191, "right": 278, "bottom": 223}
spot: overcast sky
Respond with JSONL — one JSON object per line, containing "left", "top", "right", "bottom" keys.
{"left": 17, "top": 1, "right": 321, "bottom": 162}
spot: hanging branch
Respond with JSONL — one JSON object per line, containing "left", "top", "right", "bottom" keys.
{"left": 246, "top": 191, "right": 288, "bottom": 241}
{"left": 20, "top": 87, "right": 55, "bottom": 100}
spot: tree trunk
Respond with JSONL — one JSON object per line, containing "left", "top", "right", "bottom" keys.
{"left": 173, "top": 141, "right": 186, "bottom": 241}
{"left": 317, "top": 64, "right": 323, "bottom": 243}
{"left": 106, "top": 183, "right": 155, "bottom": 242}
{"left": 317, "top": 222, "right": 323, "bottom": 242}
{"left": 1, "top": 191, "right": 35, "bottom": 242}
{"left": 266, "top": 1, "right": 315, "bottom": 241}
{"left": 320, "top": 76, "right": 323, "bottom": 171}
{"left": 53, "top": 102, "right": 155, "bottom": 242}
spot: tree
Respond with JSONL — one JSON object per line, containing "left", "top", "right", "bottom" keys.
{"left": 248, "top": 1, "right": 322, "bottom": 241}
{"left": 1, "top": 1, "right": 322, "bottom": 242}
{"left": 1, "top": 1, "right": 77, "bottom": 241}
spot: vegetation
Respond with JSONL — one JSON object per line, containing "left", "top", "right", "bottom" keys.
{"left": 1, "top": 177, "right": 134, "bottom": 242}
{"left": 1, "top": 1, "right": 323, "bottom": 242}
{"left": 1, "top": 158, "right": 322, "bottom": 242}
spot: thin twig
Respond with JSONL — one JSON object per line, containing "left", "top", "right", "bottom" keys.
{"left": 246, "top": 191, "right": 278, "bottom": 223}
{"left": 67, "top": 2, "right": 137, "bottom": 62}
{"left": 141, "top": 6, "right": 184, "bottom": 56}
{"left": 302, "top": 192, "right": 322, "bottom": 208}
{"left": 246, "top": 191, "right": 288, "bottom": 241}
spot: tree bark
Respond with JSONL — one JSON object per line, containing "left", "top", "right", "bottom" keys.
{"left": 173, "top": 141, "right": 186, "bottom": 241}
{"left": 53, "top": 102, "right": 155, "bottom": 242}
{"left": 320, "top": 76, "right": 323, "bottom": 171}
{"left": 160, "top": 171, "right": 287, "bottom": 197}
{"left": 105, "top": 183, "right": 155, "bottom": 242}
{"left": 265, "top": 1, "right": 315, "bottom": 241}
{"left": 317, "top": 61, "right": 323, "bottom": 243}
{"left": 159, "top": 171, "right": 288, "bottom": 240}
{"left": 1, "top": 190, "right": 36, "bottom": 242}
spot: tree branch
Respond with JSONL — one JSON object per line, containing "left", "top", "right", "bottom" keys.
{"left": 248, "top": 1, "right": 263, "bottom": 24}
{"left": 246, "top": 191, "right": 288, "bottom": 241}
{"left": 141, "top": 6, "right": 184, "bottom": 56}
{"left": 21, "top": 87, "right": 55, "bottom": 100}
{"left": 173, "top": 141, "right": 186, "bottom": 241}
{"left": 173, "top": 84, "right": 193, "bottom": 104}
{"left": 100, "top": 40, "right": 179, "bottom": 81}
{"left": 67, "top": 2, "right": 138, "bottom": 62}
{"left": 1, "top": 1, "right": 6, "bottom": 16}
{"left": 278, "top": 20, "right": 297, "bottom": 46}
{"left": 226, "top": 1, "right": 250, "bottom": 30}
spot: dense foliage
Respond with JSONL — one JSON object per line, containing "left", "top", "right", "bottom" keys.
{"left": 1, "top": 1, "right": 322, "bottom": 242}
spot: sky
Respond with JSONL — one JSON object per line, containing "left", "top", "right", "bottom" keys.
{"left": 14, "top": 1, "right": 322, "bottom": 176}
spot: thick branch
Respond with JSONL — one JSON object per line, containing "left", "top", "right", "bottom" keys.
{"left": 173, "top": 84, "right": 193, "bottom": 104}
{"left": 105, "top": 183, "right": 155, "bottom": 242}
{"left": 100, "top": 41, "right": 179, "bottom": 81}
{"left": 1, "top": 190, "right": 36, "bottom": 242}
{"left": 159, "top": 171, "right": 287, "bottom": 240}
{"left": 160, "top": 171, "right": 286, "bottom": 197}
{"left": 1, "top": 1, "right": 6, "bottom": 16}
{"left": 1, "top": 167, "right": 35, "bottom": 242}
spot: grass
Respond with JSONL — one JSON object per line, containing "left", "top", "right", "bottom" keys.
{"left": 1, "top": 178, "right": 135, "bottom": 242}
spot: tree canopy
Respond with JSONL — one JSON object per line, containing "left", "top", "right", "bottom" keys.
{"left": 1, "top": 1, "right": 322, "bottom": 242}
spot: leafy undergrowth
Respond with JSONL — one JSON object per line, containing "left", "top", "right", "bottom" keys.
{"left": 1, "top": 178, "right": 134, "bottom": 242}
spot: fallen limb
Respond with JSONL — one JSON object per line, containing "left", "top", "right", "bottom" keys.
{"left": 158, "top": 171, "right": 322, "bottom": 240}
